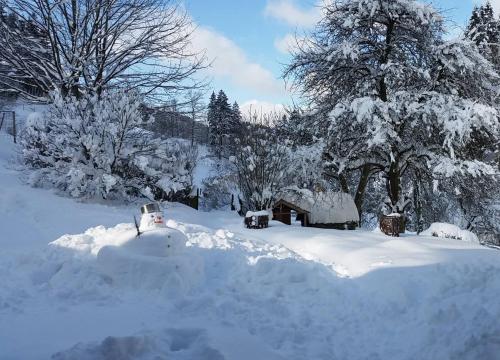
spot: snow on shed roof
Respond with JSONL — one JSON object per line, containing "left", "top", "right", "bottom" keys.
{"left": 276, "top": 187, "right": 359, "bottom": 224}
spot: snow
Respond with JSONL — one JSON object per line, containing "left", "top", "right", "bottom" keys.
{"left": 277, "top": 187, "right": 359, "bottom": 224}
{"left": 1, "top": 136, "right": 500, "bottom": 359}
{"left": 387, "top": 213, "right": 403, "bottom": 217}
{"left": 245, "top": 210, "right": 269, "bottom": 217}
{"left": 421, "top": 222, "right": 480, "bottom": 243}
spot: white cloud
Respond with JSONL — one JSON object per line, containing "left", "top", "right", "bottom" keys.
{"left": 241, "top": 100, "right": 285, "bottom": 116}
{"left": 473, "top": 0, "right": 500, "bottom": 14}
{"left": 488, "top": 0, "right": 500, "bottom": 13}
{"left": 191, "top": 26, "right": 288, "bottom": 98}
{"left": 274, "top": 33, "right": 307, "bottom": 54}
{"left": 264, "top": 0, "right": 322, "bottom": 28}
{"left": 275, "top": 33, "right": 297, "bottom": 54}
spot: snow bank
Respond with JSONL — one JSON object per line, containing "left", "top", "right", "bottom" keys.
{"left": 2, "top": 210, "right": 500, "bottom": 360}
{"left": 97, "top": 229, "right": 202, "bottom": 293}
{"left": 52, "top": 329, "right": 224, "bottom": 360}
{"left": 421, "top": 222, "right": 480, "bottom": 243}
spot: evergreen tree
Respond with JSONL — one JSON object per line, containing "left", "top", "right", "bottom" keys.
{"left": 228, "top": 101, "right": 242, "bottom": 142}
{"left": 217, "top": 90, "right": 231, "bottom": 140}
{"left": 207, "top": 92, "right": 218, "bottom": 146}
{"left": 231, "top": 102, "right": 242, "bottom": 127}
{"left": 207, "top": 90, "right": 241, "bottom": 158}
{"left": 465, "top": 2, "right": 500, "bottom": 69}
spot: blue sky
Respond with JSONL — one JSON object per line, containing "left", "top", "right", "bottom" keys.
{"left": 185, "top": 0, "right": 491, "bottom": 112}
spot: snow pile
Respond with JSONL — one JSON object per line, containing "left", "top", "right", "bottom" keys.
{"left": 421, "top": 222, "right": 480, "bottom": 243}
{"left": 97, "top": 229, "right": 202, "bottom": 293}
{"left": 48, "top": 225, "right": 204, "bottom": 294}
{"left": 52, "top": 329, "right": 224, "bottom": 360}
{"left": 2, "top": 207, "right": 500, "bottom": 359}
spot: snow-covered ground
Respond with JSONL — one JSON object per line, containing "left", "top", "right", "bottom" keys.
{"left": 1, "top": 136, "right": 500, "bottom": 359}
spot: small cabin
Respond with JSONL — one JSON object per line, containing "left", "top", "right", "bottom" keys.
{"left": 272, "top": 188, "right": 359, "bottom": 229}
{"left": 273, "top": 199, "right": 310, "bottom": 227}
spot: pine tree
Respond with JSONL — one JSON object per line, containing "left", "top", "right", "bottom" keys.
{"left": 207, "top": 90, "right": 240, "bottom": 158}
{"left": 207, "top": 92, "right": 217, "bottom": 146}
{"left": 231, "top": 102, "right": 242, "bottom": 127}
{"left": 228, "top": 101, "right": 242, "bottom": 142}
{"left": 465, "top": 2, "right": 500, "bottom": 69}
{"left": 216, "top": 90, "right": 231, "bottom": 139}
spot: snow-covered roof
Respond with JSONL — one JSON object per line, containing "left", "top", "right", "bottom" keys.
{"left": 276, "top": 187, "right": 359, "bottom": 224}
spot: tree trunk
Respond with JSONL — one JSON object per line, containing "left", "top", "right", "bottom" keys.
{"left": 386, "top": 161, "right": 401, "bottom": 212}
{"left": 339, "top": 173, "right": 350, "bottom": 193}
{"left": 413, "top": 177, "right": 423, "bottom": 234}
{"left": 354, "top": 164, "right": 371, "bottom": 222}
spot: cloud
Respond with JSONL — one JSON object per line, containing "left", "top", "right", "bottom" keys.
{"left": 240, "top": 100, "right": 285, "bottom": 116}
{"left": 487, "top": 0, "right": 500, "bottom": 13}
{"left": 275, "top": 33, "right": 297, "bottom": 54}
{"left": 191, "top": 26, "right": 288, "bottom": 98}
{"left": 264, "top": 0, "right": 322, "bottom": 28}
{"left": 274, "top": 33, "right": 307, "bottom": 54}
{"left": 473, "top": 0, "right": 500, "bottom": 14}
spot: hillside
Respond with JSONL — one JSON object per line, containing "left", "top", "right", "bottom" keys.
{"left": 1, "top": 136, "right": 500, "bottom": 359}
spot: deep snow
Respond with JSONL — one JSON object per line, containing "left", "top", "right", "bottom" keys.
{"left": 1, "top": 136, "right": 500, "bottom": 360}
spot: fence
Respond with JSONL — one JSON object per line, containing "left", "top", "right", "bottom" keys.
{"left": 0, "top": 111, "right": 16, "bottom": 143}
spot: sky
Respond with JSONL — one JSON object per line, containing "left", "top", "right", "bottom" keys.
{"left": 185, "top": 0, "right": 497, "bottom": 113}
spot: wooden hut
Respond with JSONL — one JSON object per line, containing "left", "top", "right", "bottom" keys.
{"left": 272, "top": 188, "right": 359, "bottom": 229}
{"left": 273, "top": 199, "right": 310, "bottom": 227}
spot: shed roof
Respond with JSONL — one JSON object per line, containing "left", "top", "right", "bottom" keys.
{"left": 273, "top": 199, "right": 310, "bottom": 214}
{"left": 275, "top": 187, "right": 359, "bottom": 224}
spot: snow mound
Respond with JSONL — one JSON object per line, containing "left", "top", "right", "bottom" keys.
{"left": 52, "top": 328, "right": 224, "bottom": 360}
{"left": 49, "top": 224, "right": 204, "bottom": 294}
{"left": 112, "top": 228, "right": 187, "bottom": 257}
{"left": 421, "top": 222, "right": 479, "bottom": 243}
{"left": 96, "top": 228, "right": 203, "bottom": 293}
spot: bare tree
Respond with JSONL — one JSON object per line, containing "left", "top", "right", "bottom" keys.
{"left": 183, "top": 90, "right": 206, "bottom": 146}
{"left": 1, "top": 0, "right": 206, "bottom": 100}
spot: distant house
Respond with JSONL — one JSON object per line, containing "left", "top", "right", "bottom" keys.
{"left": 272, "top": 188, "right": 359, "bottom": 229}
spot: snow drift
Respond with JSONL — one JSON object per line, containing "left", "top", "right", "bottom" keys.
{"left": 421, "top": 222, "right": 480, "bottom": 243}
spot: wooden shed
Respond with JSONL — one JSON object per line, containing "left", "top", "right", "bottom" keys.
{"left": 273, "top": 188, "right": 359, "bottom": 229}
{"left": 272, "top": 199, "right": 310, "bottom": 227}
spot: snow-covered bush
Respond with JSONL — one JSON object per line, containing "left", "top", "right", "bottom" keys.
{"left": 21, "top": 91, "right": 196, "bottom": 201}
{"left": 201, "top": 173, "right": 239, "bottom": 211}
{"left": 421, "top": 223, "right": 480, "bottom": 243}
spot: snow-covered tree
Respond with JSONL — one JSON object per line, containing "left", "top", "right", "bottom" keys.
{"left": 21, "top": 90, "right": 196, "bottom": 201}
{"left": 285, "top": 0, "right": 500, "bottom": 218}
{"left": 233, "top": 114, "right": 289, "bottom": 212}
{"left": 465, "top": 2, "right": 500, "bottom": 70}
{"left": 276, "top": 108, "right": 316, "bottom": 147}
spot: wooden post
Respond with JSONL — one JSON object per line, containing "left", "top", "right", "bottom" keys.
{"left": 0, "top": 112, "right": 5, "bottom": 131}
{"left": 12, "top": 111, "right": 16, "bottom": 143}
